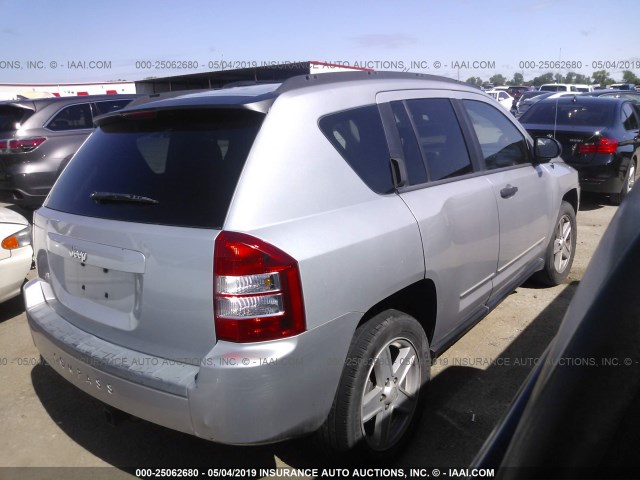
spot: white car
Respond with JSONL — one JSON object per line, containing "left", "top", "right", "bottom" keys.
{"left": 486, "top": 89, "right": 514, "bottom": 110}
{"left": 0, "top": 207, "right": 32, "bottom": 303}
{"left": 539, "top": 83, "right": 580, "bottom": 92}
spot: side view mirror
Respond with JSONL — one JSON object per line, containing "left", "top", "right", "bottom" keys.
{"left": 534, "top": 136, "right": 562, "bottom": 162}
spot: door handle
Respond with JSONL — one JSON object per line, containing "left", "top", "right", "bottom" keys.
{"left": 500, "top": 184, "right": 518, "bottom": 199}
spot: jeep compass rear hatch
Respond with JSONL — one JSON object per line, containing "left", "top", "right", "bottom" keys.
{"left": 37, "top": 108, "right": 264, "bottom": 363}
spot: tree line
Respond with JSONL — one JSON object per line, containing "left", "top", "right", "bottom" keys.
{"left": 466, "top": 70, "right": 640, "bottom": 87}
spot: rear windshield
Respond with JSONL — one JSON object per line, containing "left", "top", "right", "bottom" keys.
{"left": 0, "top": 105, "right": 34, "bottom": 132}
{"left": 46, "top": 108, "right": 264, "bottom": 228}
{"left": 520, "top": 101, "right": 615, "bottom": 127}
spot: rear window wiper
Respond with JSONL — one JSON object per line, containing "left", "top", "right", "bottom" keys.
{"left": 90, "top": 192, "right": 160, "bottom": 205}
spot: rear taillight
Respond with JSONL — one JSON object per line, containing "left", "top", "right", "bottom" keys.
{"left": 0, "top": 140, "right": 7, "bottom": 150}
{"left": 214, "top": 231, "right": 306, "bottom": 343}
{"left": 6, "top": 137, "right": 47, "bottom": 153}
{"left": 578, "top": 138, "right": 618, "bottom": 154}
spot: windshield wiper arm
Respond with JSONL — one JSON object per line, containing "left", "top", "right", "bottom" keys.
{"left": 90, "top": 192, "right": 160, "bottom": 205}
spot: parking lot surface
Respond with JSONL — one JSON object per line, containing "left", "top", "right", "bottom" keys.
{"left": 0, "top": 195, "right": 617, "bottom": 479}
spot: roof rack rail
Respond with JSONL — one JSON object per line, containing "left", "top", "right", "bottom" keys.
{"left": 276, "top": 70, "right": 465, "bottom": 95}
{"left": 222, "top": 80, "right": 282, "bottom": 89}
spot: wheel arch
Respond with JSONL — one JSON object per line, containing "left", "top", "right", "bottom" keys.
{"left": 562, "top": 188, "right": 579, "bottom": 215}
{"left": 355, "top": 279, "right": 437, "bottom": 346}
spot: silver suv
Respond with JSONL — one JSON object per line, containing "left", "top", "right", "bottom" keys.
{"left": 25, "top": 72, "right": 579, "bottom": 459}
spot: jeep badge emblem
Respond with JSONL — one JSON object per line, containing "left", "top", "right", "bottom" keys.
{"left": 69, "top": 246, "right": 87, "bottom": 263}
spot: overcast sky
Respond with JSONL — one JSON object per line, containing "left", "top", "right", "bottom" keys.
{"left": 1, "top": 0, "right": 638, "bottom": 84}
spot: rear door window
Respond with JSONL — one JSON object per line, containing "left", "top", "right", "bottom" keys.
{"left": 47, "top": 103, "right": 93, "bottom": 130}
{"left": 319, "top": 105, "right": 394, "bottom": 194}
{"left": 405, "top": 98, "right": 474, "bottom": 181}
{"left": 46, "top": 109, "right": 264, "bottom": 228}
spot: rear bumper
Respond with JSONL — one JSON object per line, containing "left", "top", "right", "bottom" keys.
{"left": 569, "top": 161, "right": 625, "bottom": 194}
{"left": 0, "top": 158, "right": 57, "bottom": 207}
{"left": 24, "top": 278, "right": 359, "bottom": 445}
{"left": 0, "top": 183, "right": 47, "bottom": 207}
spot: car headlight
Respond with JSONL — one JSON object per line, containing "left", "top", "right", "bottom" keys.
{"left": 1, "top": 225, "right": 32, "bottom": 250}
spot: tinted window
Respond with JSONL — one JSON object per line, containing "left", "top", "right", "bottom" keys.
{"left": 520, "top": 101, "right": 615, "bottom": 126}
{"left": 0, "top": 105, "right": 34, "bottom": 132}
{"left": 47, "top": 103, "right": 93, "bottom": 130}
{"left": 621, "top": 103, "right": 639, "bottom": 130}
{"left": 319, "top": 105, "right": 393, "bottom": 194}
{"left": 46, "top": 109, "right": 264, "bottom": 228}
{"left": 390, "top": 102, "right": 427, "bottom": 185}
{"left": 463, "top": 100, "right": 529, "bottom": 170}
{"left": 94, "top": 99, "right": 133, "bottom": 115}
{"left": 405, "top": 98, "right": 473, "bottom": 181}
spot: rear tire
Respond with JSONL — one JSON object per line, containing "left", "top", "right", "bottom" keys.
{"left": 316, "top": 310, "right": 430, "bottom": 462}
{"left": 535, "top": 201, "right": 576, "bottom": 286}
{"left": 611, "top": 160, "right": 635, "bottom": 206}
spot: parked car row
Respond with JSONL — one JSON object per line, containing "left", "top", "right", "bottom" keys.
{"left": 485, "top": 89, "right": 515, "bottom": 110}
{"left": 512, "top": 89, "right": 640, "bottom": 118}
{"left": 519, "top": 96, "right": 640, "bottom": 205}
{"left": 511, "top": 91, "right": 554, "bottom": 117}
{"left": 0, "top": 95, "right": 139, "bottom": 305}
{"left": 484, "top": 85, "right": 636, "bottom": 211}
{"left": 21, "top": 72, "right": 580, "bottom": 460}
{"left": 1, "top": 75, "right": 638, "bottom": 480}
{"left": 0, "top": 95, "right": 137, "bottom": 209}
{"left": 4, "top": 72, "right": 636, "bottom": 466}
{"left": 487, "top": 85, "right": 595, "bottom": 112}
{"left": 539, "top": 83, "right": 594, "bottom": 93}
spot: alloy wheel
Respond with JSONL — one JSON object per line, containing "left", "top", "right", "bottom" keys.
{"left": 627, "top": 163, "right": 636, "bottom": 193}
{"left": 553, "top": 214, "right": 573, "bottom": 273}
{"left": 360, "top": 337, "right": 421, "bottom": 451}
